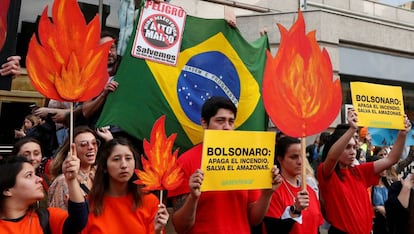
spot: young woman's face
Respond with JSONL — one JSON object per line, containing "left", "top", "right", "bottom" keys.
{"left": 7, "top": 163, "right": 44, "bottom": 204}
{"left": 107, "top": 145, "right": 135, "bottom": 185}
{"left": 339, "top": 137, "right": 357, "bottom": 167}
{"left": 23, "top": 118, "right": 33, "bottom": 130}
{"left": 18, "top": 142, "right": 42, "bottom": 169}
{"left": 279, "top": 143, "right": 302, "bottom": 177}
{"left": 74, "top": 132, "right": 98, "bottom": 168}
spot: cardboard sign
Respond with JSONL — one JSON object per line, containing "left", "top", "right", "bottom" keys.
{"left": 201, "top": 130, "right": 275, "bottom": 192}
{"left": 131, "top": 1, "right": 186, "bottom": 66}
{"left": 350, "top": 82, "right": 405, "bottom": 129}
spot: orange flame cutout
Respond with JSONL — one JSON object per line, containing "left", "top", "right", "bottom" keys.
{"left": 26, "top": 0, "right": 111, "bottom": 102}
{"left": 135, "top": 115, "right": 184, "bottom": 191}
{"left": 0, "top": 0, "right": 10, "bottom": 51}
{"left": 263, "top": 11, "right": 342, "bottom": 137}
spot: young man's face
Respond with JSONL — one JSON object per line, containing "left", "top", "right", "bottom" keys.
{"left": 201, "top": 108, "right": 235, "bottom": 130}
{"left": 100, "top": 36, "right": 117, "bottom": 68}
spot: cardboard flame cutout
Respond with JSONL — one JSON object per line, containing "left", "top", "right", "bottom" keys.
{"left": 135, "top": 116, "right": 184, "bottom": 191}
{"left": 0, "top": 0, "right": 10, "bottom": 51}
{"left": 26, "top": 0, "right": 111, "bottom": 102}
{"left": 263, "top": 11, "right": 342, "bottom": 137}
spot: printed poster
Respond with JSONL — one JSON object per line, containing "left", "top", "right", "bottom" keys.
{"left": 201, "top": 130, "right": 275, "bottom": 192}
{"left": 131, "top": 1, "right": 186, "bottom": 66}
{"left": 350, "top": 82, "right": 405, "bottom": 130}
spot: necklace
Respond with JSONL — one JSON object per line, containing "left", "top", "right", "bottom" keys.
{"left": 282, "top": 177, "right": 297, "bottom": 204}
{"left": 78, "top": 170, "right": 90, "bottom": 184}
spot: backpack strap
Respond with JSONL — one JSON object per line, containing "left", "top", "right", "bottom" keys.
{"left": 36, "top": 208, "right": 51, "bottom": 234}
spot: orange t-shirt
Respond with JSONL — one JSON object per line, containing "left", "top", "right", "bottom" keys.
{"left": 82, "top": 193, "right": 160, "bottom": 234}
{"left": 0, "top": 208, "right": 67, "bottom": 234}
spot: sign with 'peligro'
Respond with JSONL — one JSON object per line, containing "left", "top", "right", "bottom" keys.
{"left": 131, "top": 1, "right": 186, "bottom": 66}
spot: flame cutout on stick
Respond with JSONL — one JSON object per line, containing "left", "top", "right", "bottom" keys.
{"left": 26, "top": 0, "right": 111, "bottom": 102}
{"left": 263, "top": 11, "right": 342, "bottom": 137}
{"left": 135, "top": 115, "right": 184, "bottom": 191}
{"left": 0, "top": 0, "right": 10, "bottom": 51}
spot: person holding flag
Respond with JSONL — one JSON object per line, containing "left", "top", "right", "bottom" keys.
{"left": 168, "top": 96, "right": 282, "bottom": 234}
{"left": 318, "top": 108, "right": 411, "bottom": 234}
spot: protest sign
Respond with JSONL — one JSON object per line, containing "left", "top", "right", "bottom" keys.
{"left": 201, "top": 130, "right": 275, "bottom": 191}
{"left": 351, "top": 82, "right": 404, "bottom": 129}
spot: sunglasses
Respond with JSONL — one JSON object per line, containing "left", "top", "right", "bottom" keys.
{"left": 77, "top": 139, "right": 100, "bottom": 148}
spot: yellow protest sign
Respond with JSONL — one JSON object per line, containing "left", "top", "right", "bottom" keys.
{"left": 200, "top": 130, "right": 275, "bottom": 192}
{"left": 350, "top": 82, "right": 404, "bottom": 129}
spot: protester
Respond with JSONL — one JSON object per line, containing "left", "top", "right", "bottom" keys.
{"left": 264, "top": 136, "right": 323, "bottom": 233}
{"left": 318, "top": 108, "right": 411, "bottom": 234}
{"left": 169, "top": 96, "right": 282, "bottom": 234}
{"left": 48, "top": 126, "right": 99, "bottom": 210}
{"left": 0, "top": 148, "right": 88, "bottom": 233}
{"left": 14, "top": 114, "right": 41, "bottom": 139}
{"left": 82, "top": 137, "right": 169, "bottom": 233}
{"left": 12, "top": 137, "right": 51, "bottom": 207}
{"left": 385, "top": 169, "right": 414, "bottom": 234}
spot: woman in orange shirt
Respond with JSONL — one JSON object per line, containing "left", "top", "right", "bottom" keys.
{"left": 0, "top": 145, "right": 88, "bottom": 234}
{"left": 82, "top": 137, "right": 169, "bottom": 234}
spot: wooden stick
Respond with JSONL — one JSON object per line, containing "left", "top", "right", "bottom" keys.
{"left": 70, "top": 102, "right": 74, "bottom": 153}
{"left": 301, "top": 137, "right": 307, "bottom": 190}
{"left": 159, "top": 190, "right": 163, "bottom": 205}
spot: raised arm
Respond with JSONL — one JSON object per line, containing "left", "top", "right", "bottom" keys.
{"left": 171, "top": 169, "right": 203, "bottom": 233}
{"left": 374, "top": 115, "right": 411, "bottom": 174}
{"left": 82, "top": 80, "right": 118, "bottom": 119}
{"left": 322, "top": 109, "right": 358, "bottom": 176}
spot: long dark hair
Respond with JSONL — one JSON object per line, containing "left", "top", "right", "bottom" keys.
{"left": 321, "top": 124, "right": 360, "bottom": 181}
{"left": 0, "top": 156, "right": 31, "bottom": 206}
{"left": 49, "top": 126, "right": 97, "bottom": 179}
{"left": 88, "top": 137, "right": 143, "bottom": 216}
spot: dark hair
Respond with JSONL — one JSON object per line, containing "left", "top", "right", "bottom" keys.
{"left": 12, "top": 137, "right": 42, "bottom": 156}
{"left": 321, "top": 124, "right": 360, "bottom": 181}
{"left": 276, "top": 137, "right": 301, "bottom": 159}
{"left": 275, "top": 137, "right": 301, "bottom": 170}
{"left": 88, "top": 137, "right": 143, "bottom": 216}
{"left": 201, "top": 96, "right": 237, "bottom": 125}
{"left": 101, "top": 30, "right": 117, "bottom": 45}
{"left": 50, "top": 126, "right": 97, "bottom": 179}
{"left": 0, "top": 156, "right": 31, "bottom": 204}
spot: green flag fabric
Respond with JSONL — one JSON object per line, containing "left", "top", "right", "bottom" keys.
{"left": 97, "top": 15, "right": 269, "bottom": 152}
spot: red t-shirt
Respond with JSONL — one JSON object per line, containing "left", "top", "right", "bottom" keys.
{"left": 82, "top": 193, "right": 160, "bottom": 234}
{"left": 0, "top": 208, "right": 67, "bottom": 234}
{"left": 266, "top": 181, "right": 323, "bottom": 234}
{"left": 168, "top": 144, "right": 261, "bottom": 234}
{"left": 318, "top": 162, "right": 379, "bottom": 234}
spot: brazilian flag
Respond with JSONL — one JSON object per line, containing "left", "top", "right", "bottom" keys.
{"left": 97, "top": 15, "right": 269, "bottom": 152}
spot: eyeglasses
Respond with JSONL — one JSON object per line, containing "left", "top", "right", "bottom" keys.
{"left": 77, "top": 139, "right": 100, "bottom": 148}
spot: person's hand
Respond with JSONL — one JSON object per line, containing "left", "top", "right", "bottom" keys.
{"left": 154, "top": 203, "right": 169, "bottom": 234}
{"left": 96, "top": 127, "right": 113, "bottom": 142}
{"left": 401, "top": 173, "right": 414, "bottom": 190}
{"left": 224, "top": 6, "right": 236, "bottom": 28}
{"left": 14, "top": 129, "right": 25, "bottom": 138}
{"left": 347, "top": 108, "right": 358, "bottom": 130}
{"left": 102, "top": 80, "right": 119, "bottom": 96}
{"left": 189, "top": 169, "right": 203, "bottom": 198}
{"left": 271, "top": 165, "right": 282, "bottom": 191}
{"left": 293, "top": 190, "right": 309, "bottom": 213}
{"left": 0, "top": 56, "right": 21, "bottom": 77}
{"left": 400, "top": 114, "right": 412, "bottom": 135}
{"left": 33, "top": 107, "right": 51, "bottom": 118}
{"left": 63, "top": 143, "right": 80, "bottom": 181}
{"left": 259, "top": 27, "right": 268, "bottom": 36}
